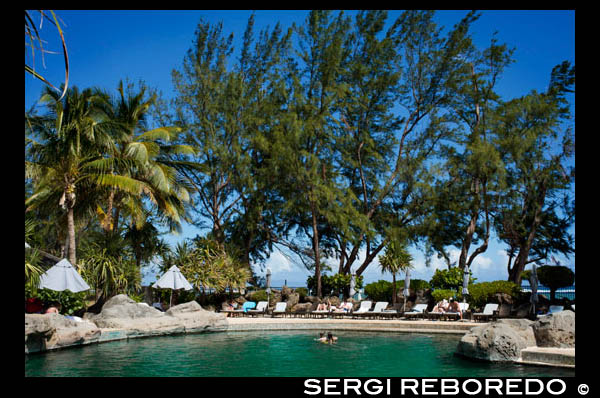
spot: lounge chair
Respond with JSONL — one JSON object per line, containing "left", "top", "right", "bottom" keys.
{"left": 310, "top": 308, "right": 331, "bottom": 318}
{"left": 403, "top": 303, "right": 428, "bottom": 319}
{"left": 351, "top": 301, "right": 373, "bottom": 318}
{"left": 221, "top": 301, "right": 256, "bottom": 317}
{"left": 430, "top": 302, "right": 470, "bottom": 321}
{"left": 472, "top": 303, "right": 499, "bottom": 322}
{"left": 247, "top": 301, "right": 269, "bottom": 317}
{"left": 356, "top": 301, "right": 389, "bottom": 319}
{"left": 271, "top": 302, "right": 288, "bottom": 317}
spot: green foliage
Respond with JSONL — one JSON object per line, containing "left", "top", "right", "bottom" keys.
{"left": 364, "top": 280, "right": 393, "bottom": 302}
{"left": 248, "top": 289, "right": 268, "bottom": 303}
{"left": 400, "top": 279, "right": 431, "bottom": 291}
{"left": 536, "top": 265, "right": 575, "bottom": 301}
{"left": 295, "top": 287, "right": 309, "bottom": 302}
{"left": 466, "top": 281, "right": 521, "bottom": 309}
{"left": 431, "top": 289, "right": 458, "bottom": 303}
{"left": 25, "top": 286, "right": 87, "bottom": 316}
{"left": 306, "top": 273, "right": 363, "bottom": 297}
{"left": 429, "top": 267, "right": 475, "bottom": 290}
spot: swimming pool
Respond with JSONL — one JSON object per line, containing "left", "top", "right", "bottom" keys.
{"left": 24, "top": 330, "right": 574, "bottom": 377}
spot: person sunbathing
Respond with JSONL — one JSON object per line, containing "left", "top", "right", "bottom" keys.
{"left": 316, "top": 302, "right": 328, "bottom": 311}
{"left": 432, "top": 299, "right": 448, "bottom": 313}
{"left": 447, "top": 298, "right": 463, "bottom": 319}
{"left": 44, "top": 302, "right": 61, "bottom": 314}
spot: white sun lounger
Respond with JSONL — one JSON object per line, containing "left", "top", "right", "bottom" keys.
{"left": 473, "top": 303, "right": 498, "bottom": 322}
{"left": 271, "top": 302, "right": 288, "bottom": 317}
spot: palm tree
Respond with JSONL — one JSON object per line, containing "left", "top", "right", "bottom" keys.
{"left": 92, "top": 80, "right": 196, "bottom": 235}
{"left": 379, "top": 240, "right": 414, "bottom": 305}
{"left": 26, "top": 86, "right": 115, "bottom": 266}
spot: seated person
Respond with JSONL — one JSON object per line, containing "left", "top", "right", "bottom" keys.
{"left": 44, "top": 302, "right": 61, "bottom": 314}
{"left": 316, "top": 302, "right": 328, "bottom": 311}
{"left": 432, "top": 299, "right": 448, "bottom": 313}
{"left": 337, "top": 301, "right": 353, "bottom": 312}
{"left": 447, "top": 298, "right": 463, "bottom": 319}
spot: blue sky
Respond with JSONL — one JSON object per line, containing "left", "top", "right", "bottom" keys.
{"left": 25, "top": 10, "right": 575, "bottom": 287}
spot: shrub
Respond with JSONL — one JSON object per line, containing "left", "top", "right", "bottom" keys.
{"left": 431, "top": 289, "right": 459, "bottom": 304}
{"left": 430, "top": 267, "right": 475, "bottom": 290}
{"left": 295, "top": 287, "right": 309, "bottom": 301}
{"left": 306, "top": 273, "right": 363, "bottom": 297}
{"left": 466, "top": 281, "right": 521, "bottom": 309}
{"left": 400, "top": 278, "right": 431, "bottom": 291}
{"left": 364, "top": 280, "right": 393, "bottom": 302}
{"left": 249, "top": 289, "right": 268, "bottom": 303}
{"left": 26, "top": 286, "right": 87, "bottom": 315}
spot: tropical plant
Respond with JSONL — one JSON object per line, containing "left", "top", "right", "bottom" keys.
{"left": 25, "top": 10, "right": 69, "bottom": 100}
{"left": 429, "top": 267, "right": 475, "bottom": 291}
{"left": 379, "top": 239, "right": 413, "bottom": 304}
{"left": 26, "top": 86, "right": 121, "bottom": 266}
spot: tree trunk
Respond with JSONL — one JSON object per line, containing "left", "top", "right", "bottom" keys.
{"left": 103, "top": 189, "right": 115, "bottom": 233}
{"left": 311, "top": 203, "right": 322, "bottom": 298}
{"left": 67, "top": 206, "right": 77, "bottom": 266}
{"left": 392, "top": 273, "right": 397, "bottom": 305}
{"left": 507, "top": 185, "right": 547, "bottom": 285}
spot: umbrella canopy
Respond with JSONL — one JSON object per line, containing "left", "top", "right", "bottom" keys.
{"left": 153, "top": 265, "right": 193, "bottom": 291}
{"left": 39, "top": 258, "right": 90, "bottom": 293}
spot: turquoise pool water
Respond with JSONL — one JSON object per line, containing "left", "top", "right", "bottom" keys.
{"left": 24, "top": 331, "right": 574, "bottom": 377}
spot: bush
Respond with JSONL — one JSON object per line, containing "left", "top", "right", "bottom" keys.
{"left": 364, "top": 280, "right": 393, "bottom": 302}
{"left": 306, "top": 273, "right": 364, "bottom": 297}
{"left": 26, "top": 286, "right": 87, "bottom": 315}
{"left": 400, "top": 278, "right": 431, "bottom": 291}
{"left": 431, "top": 289, "right": 459, "bottom": 304}
{"left": 430, "top": 267, "right": 475, "bottom": 290}
{"left": 295, "top": 287, "right": 309, "bottom": 302}
{"left": 249, "top": 289, "right": 268, "bottom": 303}
{"left": 466, "top": 281, "right": 521, "bottom": 309}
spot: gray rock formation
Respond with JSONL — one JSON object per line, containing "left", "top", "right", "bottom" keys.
{"left": 456, "top": 319, "right": 536, "bottom": 362}
{"left": 532, "top": 310, "right": 575, "bottom": 348}
{"left": 286, "top": 293, "right": 300, "bottom": 308}
{"left": 25, "top": 295, "right": 227, "bottom": 354}
{"left": 25, "top": 313, "right": 101, "bottom": 354}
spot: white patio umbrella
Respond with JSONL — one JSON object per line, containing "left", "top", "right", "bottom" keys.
{"left": 403, "top": 269, "right": 411, "bottom": 312}
{"left": 462, "top": 265, "right": 470, "bottom": 302}
{"left": 530, "top": 263, "right": 539, "bottom": 317}
{"left": 152, "top": 265, "right": 193, "bottom": 307}
{"left": 265, "top": 267, "right": 272, "bottom": 304}
{"left": 349, "top": 273, "right": 356, "bottom": 300}
{"left": 39, "top": 258, "right": 90, "bottom": 293}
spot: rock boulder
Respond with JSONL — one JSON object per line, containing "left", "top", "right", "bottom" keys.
{"left": 456, "top": 319, "right": 536, "bottom": 362}
{"left": 532, "top": 310, "right": 575, "bottom": 348}
{"left": 25, "top": 313, "right": 101, "bottom": 354}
